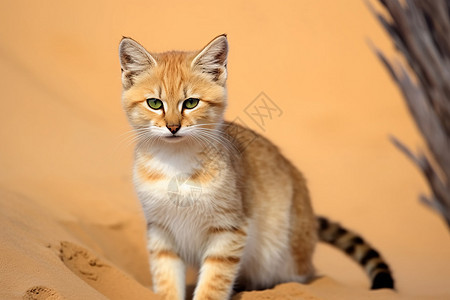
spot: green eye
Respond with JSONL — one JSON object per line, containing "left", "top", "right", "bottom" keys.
{"left": 183, "top": 98, "right": 199, "bottom": 109}
{"left": 146, "top": 98, "right": 163, "bottom": 110}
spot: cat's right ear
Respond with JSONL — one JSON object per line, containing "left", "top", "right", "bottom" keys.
{"left": 119, "top": 37, "right": 157, "bottom": 89}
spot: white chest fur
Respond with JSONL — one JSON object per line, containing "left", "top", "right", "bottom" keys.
{"left": 133, "top": 146, "right": 238, "bottom": 264}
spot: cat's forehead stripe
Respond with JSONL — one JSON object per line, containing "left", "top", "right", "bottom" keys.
{"left": 157, "top": 54, "right": 189, "bottom": 101}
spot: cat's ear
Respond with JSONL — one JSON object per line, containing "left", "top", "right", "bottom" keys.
{"left": 191, "top": 34, "right": 228, "bottom": 85}
{"left": 119, "top": 37, "right": 157, "bottom": 89}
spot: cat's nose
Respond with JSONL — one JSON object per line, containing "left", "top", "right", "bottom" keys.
{"left": 166, "top": 124, "right": 181, "bottom": 134}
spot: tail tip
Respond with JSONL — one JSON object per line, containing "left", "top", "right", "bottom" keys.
{"left": 371, "top": 272, "right": 395, "bottom": 290}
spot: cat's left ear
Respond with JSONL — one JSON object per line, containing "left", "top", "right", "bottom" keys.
{"left": 191, "top": 34, "right": 228, "bottom": 86}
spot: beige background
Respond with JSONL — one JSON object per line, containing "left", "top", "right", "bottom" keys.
{"left": 1, "top": 0, "right": 449, "bottom": 299}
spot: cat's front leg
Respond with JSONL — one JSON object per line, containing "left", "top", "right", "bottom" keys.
{"left": 147, "top": 223, "right": 185, "bottom": 300}
{"left": 193, "top": 224, "right": 248, "bottom": 300}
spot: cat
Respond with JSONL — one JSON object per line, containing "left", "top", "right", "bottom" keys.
{"left": 118, "top": 34, "right": 394, "bottom": 300}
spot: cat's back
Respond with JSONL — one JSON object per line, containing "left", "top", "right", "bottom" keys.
{"left": 224, "top": 121, "right": 316, "bottom": 287}
{"left": 224, "top": 120, "right": 311, "bottom": 214}
{"left": 224, "top": 121, "right": 298, "bottom": 179}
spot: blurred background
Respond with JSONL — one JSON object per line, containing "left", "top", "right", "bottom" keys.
{"left": 1, "top": 0, "right": 449, "bottom": 298}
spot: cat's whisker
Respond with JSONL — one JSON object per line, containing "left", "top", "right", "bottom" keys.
{"left": 184, "top": 125, "right": 235, "bottom": 140}
{"left": 195, "top": 130, "right": 239, "bottom": 156}
{"left": 142, "top": 135, "right": 163, "bottom": 152}
{"left": 186, "top": 123, "right": 225, "bottom": 129}
{"left": 116, "top": 129, "right": 147, "bottom": 143}
{"left": 196, "top": 134, "right": 231, "bottom": 153}
{"left": 191, "top": 135, "right": 213, "bottom": 154}
{"left": 121, "top": 132, "right": 151, "bottom": 149}
{"left": 112, "top": 129, "right": 152, "bottom": 155}
{"left": 189, "top": 129, "right": 223, "bottom": 146}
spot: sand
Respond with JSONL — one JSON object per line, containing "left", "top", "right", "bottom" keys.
{"left": 1, "top": 0, "right": 450, "bottom": 299}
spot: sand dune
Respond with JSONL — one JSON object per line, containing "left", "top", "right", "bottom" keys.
{"left": 1, "top": 0, "right": 449, "bottom": 299}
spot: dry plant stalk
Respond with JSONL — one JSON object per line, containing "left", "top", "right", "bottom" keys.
{"left": 369, "top": 0, "right": 450, "bottom": 228}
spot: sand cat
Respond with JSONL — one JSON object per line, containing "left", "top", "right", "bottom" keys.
{"left": 118, "top": 34, "right": 394, "bottom": 300}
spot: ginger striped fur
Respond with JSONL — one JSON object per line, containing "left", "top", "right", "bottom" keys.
{"left": 119, "top": 34, "right": 395, "bottom": 300}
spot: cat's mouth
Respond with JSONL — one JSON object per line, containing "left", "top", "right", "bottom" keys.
{"left": 164, "top": 135, "right": 185, "bottom": 143}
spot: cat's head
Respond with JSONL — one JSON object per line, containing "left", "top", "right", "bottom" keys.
{"left": 119, "top": 35, "right": 228, "bottom": 147}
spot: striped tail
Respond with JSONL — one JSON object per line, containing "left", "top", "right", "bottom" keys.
{"left": 317, "top": 216, "right": 395, "bottom": 290}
